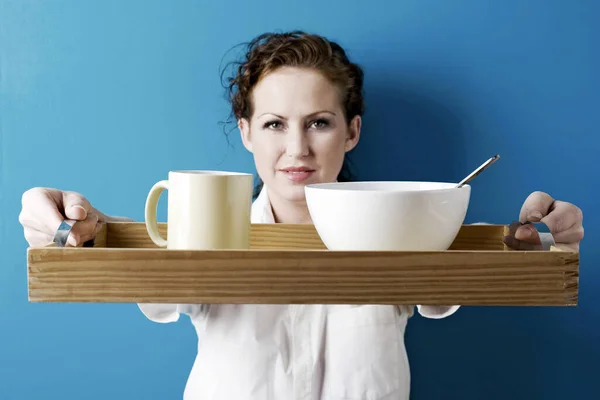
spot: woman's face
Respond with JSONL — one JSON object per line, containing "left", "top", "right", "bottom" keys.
{"left": 239, "top": 66, "right": 361, "bottom": 203}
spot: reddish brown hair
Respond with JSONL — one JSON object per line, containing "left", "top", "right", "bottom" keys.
{"left": 220, "top": 31, "right": 365, "bottom": 197}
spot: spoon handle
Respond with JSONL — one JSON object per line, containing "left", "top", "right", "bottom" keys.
{"left": 456, "top": 154, "right": 500, "bottom": 188}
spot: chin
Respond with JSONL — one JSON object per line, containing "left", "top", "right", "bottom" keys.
{"left": 282, "top": 184, "right": 310, "bottom": 202}
{"left": 264, "top": 171, "right": 333, "bottom": 202}
{"left": 266, "top": 176, "right": 308, "bottom": 202}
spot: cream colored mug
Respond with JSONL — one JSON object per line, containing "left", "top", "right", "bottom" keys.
{"left": 144, "top": 170, "right": 254, "bottom": 250}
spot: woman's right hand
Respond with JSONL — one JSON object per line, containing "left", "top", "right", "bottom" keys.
{"left": 19, "top": 188, "right": 105, "bottom": 247}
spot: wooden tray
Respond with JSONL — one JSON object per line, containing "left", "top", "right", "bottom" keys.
{"left": 27, "top": 222, "right": 579, "bottom": 306}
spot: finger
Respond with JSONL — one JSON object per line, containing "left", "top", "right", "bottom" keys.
{"left": 503, "top": 221, "right": 541, "bottom": 250}
{"left": 514, "top": 223, "right": 543, "bottom": 244}
{"left": 75, "top": 222, "right": 104, "bottom": 247}
{"left": 540, "top": 200, "right": 583, "bottom": 236}
{"left": 552, "top": 225, "right": 584, "bottom": 245}
{"left": 519, "top": 191, "right": 555, "bottom": 222}
{"left": 62, "top": 191, "right": 93, "bottom": 220}
{"left": 67, "top": 214, "right": 100, "bottom": 246}
{"left": 18, "top": 212, "right": 51, "bottom": 235}
{"left": 24, "top": 228, "right": 54, "bottom": 248}
{"left": 21, "top": 210, "right": 100, "bottom": 246}
{"left": 21, "top": 188, "right": 70, "bottom": 236}
{"left": 503, "top": 234, "right": 541, "bottom": 250}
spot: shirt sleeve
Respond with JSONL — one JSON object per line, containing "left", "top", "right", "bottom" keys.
{"left": 416, "top": 305, "right": 461, "bottom": 319}
{"left": 100, "top": 215, "right": 208, "bottom": 324}
{"left": 414, "top": 221, "right": 492, "bottom": 319}
{"left": 137, "top": 303, "right": 207, "bottom": 323}
{"left": 417, "top": 220, "right": 556, "bottom": 320}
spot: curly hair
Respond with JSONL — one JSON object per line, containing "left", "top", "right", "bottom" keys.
{"left": 220, "top": 31, "right": 365, "bottom": 198}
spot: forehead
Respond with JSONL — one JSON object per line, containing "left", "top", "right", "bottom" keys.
{"left": 251, "top": 67, "right": 343, "bottom": 117}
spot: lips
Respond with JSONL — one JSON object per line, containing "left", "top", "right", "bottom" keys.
{"left": 282, "top": 166, "right": 314, "bottom": 173}
{"left": 280, "top": 166, "right": 316, "bottom": 183}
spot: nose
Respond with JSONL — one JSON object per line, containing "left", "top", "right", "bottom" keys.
{"left": 285, "top": 127, "right": 309, "bottom": 158}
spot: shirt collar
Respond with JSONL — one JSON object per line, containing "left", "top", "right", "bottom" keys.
{"left": 251, "top": 181, "right": 340, "bottom": 224}
{"left": 251, "top": 185, "right": 275, "bottom": 223}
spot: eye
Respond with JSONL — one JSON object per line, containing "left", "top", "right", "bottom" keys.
{"left": 263, "top": 120, "right": 284, "bottom": 130}
{"left": 310, "top": 119, "right": 330, "bottom": 130}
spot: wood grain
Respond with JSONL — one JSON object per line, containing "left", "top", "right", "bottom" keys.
{"left": 27, "top": 222, "right": 578, "bottom": 306}
{"left": 103, "top": 222, "right": 507, "bottom": 250}
{"left": 27, "top": 247, "right": 578, "bottom": 306}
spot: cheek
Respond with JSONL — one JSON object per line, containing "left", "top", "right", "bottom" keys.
{"left": 251, "top": 135, "right": 281, "bottom": 171}
{"left": 313, "top": 133, "right": 347, "bottom": 165}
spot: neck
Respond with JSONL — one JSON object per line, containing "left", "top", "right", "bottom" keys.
{"left": 267, "top": 189, "right": 313, "bottom": 224}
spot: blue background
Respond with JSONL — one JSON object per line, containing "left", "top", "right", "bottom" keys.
{"left": 1, "top": 0, "right": 598, "bottom": 398}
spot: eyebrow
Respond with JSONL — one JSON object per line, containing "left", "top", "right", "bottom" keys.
{"left": 258, "top": 110, "right": 337, "bottom": 119}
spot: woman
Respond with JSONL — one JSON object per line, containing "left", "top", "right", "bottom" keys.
{"left": 19, "top": 31, "right": 584, "bottom": 399}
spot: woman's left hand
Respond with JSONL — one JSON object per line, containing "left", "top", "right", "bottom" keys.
{"left": 503, "top": 191, "right": 584, "bottom": 251}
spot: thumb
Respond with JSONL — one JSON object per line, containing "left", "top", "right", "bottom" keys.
{"left": 62, "top": 191, "right": 92, "bottom": 221}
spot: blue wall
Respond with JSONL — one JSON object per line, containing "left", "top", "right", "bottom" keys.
{"left": 1, "top": 0, "right": 598, "bottom": 398}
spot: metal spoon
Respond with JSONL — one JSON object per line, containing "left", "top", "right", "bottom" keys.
{"left": 456, "top": 154, "right": 500, "bottom": 188}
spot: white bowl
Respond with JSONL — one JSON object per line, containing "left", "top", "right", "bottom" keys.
{"left": 304, "top": 181, "right": 471, "bottom": 251}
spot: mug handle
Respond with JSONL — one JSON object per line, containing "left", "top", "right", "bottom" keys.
{"left": 145, "top": 180, "right": 168, "bottom": 248}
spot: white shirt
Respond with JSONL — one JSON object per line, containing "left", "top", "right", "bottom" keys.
{"left": 138, "top": 186, "right": 460, "bottom": 400}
